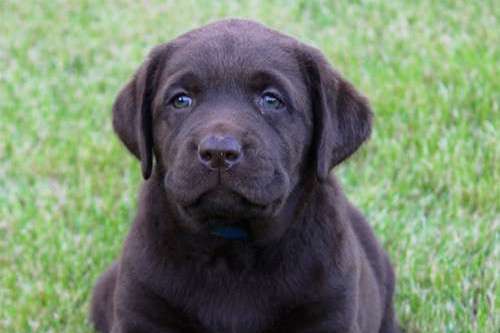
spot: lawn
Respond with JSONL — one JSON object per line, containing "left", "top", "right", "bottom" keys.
{"left": 0, "top": 0, "right": 498, "bottom": 332}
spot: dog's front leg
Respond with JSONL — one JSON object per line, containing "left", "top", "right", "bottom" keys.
{"left": 111, "top": 285, "right": 201, "bottom": 333}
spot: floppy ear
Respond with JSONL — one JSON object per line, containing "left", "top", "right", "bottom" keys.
{"left": 112, "top": 45, "right": 167, "bottom": 179}
{"left": 300, "top": 46, "right": 373, "bottom": 181}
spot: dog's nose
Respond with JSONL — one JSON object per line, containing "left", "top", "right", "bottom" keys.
{"left": 198, "top": 135, "right": 242, "bottom": 170}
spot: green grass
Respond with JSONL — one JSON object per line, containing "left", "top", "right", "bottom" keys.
{"left": 1, "top": 0, "right": 498, "bottom": 332}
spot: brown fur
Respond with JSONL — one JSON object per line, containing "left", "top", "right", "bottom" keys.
{"left": 90, "top": 19, "right": 400, "bottom": 333}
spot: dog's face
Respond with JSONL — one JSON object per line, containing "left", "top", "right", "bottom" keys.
{"left": 158, "top": 24, "right": 313, "bottom": 223}
{"left": 113, "top": 20, "right": 372, "bottom": 236}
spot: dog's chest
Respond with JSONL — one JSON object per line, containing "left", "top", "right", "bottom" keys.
{"left": 190, "top": 290, "right": 273, "bottom": 333}
{"left": 161, "top": 260, "right": 306, "bottom": 333}
{"left": 170, "top": 271, "right": 281, "bottom": 333}
{"left": 153, "top": 233, "right": 325, "bottom": 332}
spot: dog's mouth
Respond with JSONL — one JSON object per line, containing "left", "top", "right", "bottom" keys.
{"left": 182, "top": 187, "right": 270, "bottom": 219}
{"left": 165, "top": 166, "right": 291, "bottom": 240}
{"left": 165, "top": 167, "right": 290, "bottom": 210}
{"left": 176, "top": 187, "right": 283, "bottom": 241}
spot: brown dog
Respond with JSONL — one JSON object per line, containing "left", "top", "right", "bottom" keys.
{"left": 90, "top": 19, "right": 400, "bottom": 333}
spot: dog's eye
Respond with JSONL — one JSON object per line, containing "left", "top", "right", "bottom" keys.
{"left": 172, "top": 94, "right": 193, "bottom": 109}
{"left": 259, "top": 92, "right": 285, "bottom": 112}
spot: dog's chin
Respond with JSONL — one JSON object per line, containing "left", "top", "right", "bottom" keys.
{"left": 164, "top": 171, "right": 294, "bottom": 241}
{"left": 180, "top": 187, "right": 281, "bottom": 222}
{"left": 174, "top": 188, "right": 289, "bottom": 242}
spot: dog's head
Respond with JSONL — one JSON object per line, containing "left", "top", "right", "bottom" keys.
{"left": 112, "top": 19, "right": 372, "bottom": 237}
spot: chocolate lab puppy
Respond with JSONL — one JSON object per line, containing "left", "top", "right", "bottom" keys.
{"left": 90, "top": 19, "right": 400, "bottom": 333}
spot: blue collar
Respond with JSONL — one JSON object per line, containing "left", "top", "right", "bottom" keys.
{"left": 209, "top": 225, "right": 250, "bottom": 240}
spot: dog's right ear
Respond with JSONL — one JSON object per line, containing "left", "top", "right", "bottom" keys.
{"left": 112, "top": 45, "right": 168, "bottom": 179}
{"left": 297, "top": 44, "right": 373, "bottom": 181}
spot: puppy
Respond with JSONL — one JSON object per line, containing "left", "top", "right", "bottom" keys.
{"left": 90, "top": 19, "right": 400, "bottom": 333}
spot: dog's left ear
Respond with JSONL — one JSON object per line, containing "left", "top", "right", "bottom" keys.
{"left": 112, "top": 45, "right": 168, "bottom": 179}
{"left": 298, "top": 45, "right": 373, "bottom": 181}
